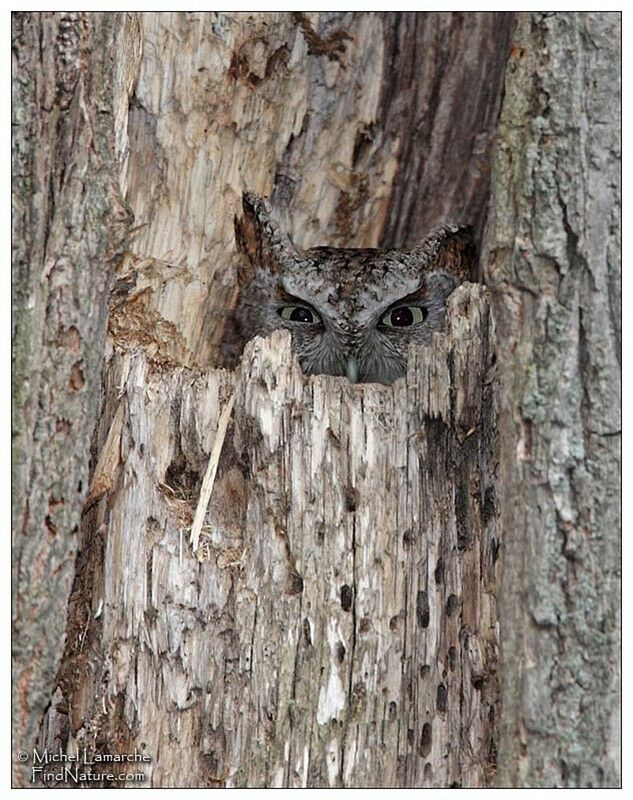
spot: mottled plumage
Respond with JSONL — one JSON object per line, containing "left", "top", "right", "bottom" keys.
{"left": 235, "top": 192, "right": 476, "bottom": 384}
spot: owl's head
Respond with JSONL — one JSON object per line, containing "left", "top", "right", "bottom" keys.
{"left": 235, "top": 192, "right": 476, "bottom": 385}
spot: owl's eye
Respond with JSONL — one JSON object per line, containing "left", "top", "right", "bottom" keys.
{"left": 379, "top": 305, "right": 428, "bottom": 328}
{"left": 278, "top": 305, "right": 320, "bottom": 324}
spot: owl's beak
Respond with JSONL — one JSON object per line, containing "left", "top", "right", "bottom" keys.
{"left": 346, "top": 356, "right": 359, "bottom": 383}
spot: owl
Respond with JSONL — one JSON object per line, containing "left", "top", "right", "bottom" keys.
{"left": 234, "top": 192, "right": 476, "bottom": 385}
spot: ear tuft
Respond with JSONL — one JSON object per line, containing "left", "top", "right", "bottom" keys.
{"left": 234, "top": 191, "right": 299, "bottom": 286}
{"left": 412, "top": 224, "right": 477, "bottom": 281}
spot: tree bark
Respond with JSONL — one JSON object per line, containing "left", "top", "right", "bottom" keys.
{"left": 13, "top": 9, "right": 619, "bottom": 791}
{"left": 483, "top": 11, "right": 621, "bottom": 788}
{"left": 11, "top": 12, "right": 133, "bottom": 785}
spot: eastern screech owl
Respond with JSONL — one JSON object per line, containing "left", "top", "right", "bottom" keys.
{"left": 234, "top": 192, "right": 476, "bottom": 385}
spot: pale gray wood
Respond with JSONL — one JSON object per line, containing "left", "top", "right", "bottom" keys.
{"left": 55, "top": 286, "right": 498, "bottom": 788}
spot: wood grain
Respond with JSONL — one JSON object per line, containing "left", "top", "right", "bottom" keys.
{"left": 54, "top": 285, "right": 499, "bottom": 787}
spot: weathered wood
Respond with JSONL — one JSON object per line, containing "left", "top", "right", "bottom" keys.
{"left": 482, "top": 11, "right": 621, "bottom": 788}
{"left": 54, "top": 286, "right": 498, "bottom": 788}
{"left": 11, "top": 12, "right": 133, "bottom": 783}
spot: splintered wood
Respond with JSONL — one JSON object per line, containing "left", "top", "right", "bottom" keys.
{"left": 189, "top": 391, "right": 236, "bottom": 554}
{"left": 61, "top": 285, "right": 499, "bottom": 788}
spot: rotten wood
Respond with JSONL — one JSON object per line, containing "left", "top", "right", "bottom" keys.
{"left": 53, "top": 285, "right": 499, "bottom": 788}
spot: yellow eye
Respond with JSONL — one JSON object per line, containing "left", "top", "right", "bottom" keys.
{"left": 380, "top": 306, "right": 427, "bottom": 328}
{"left": 278, "top": 305, "right": 319, "bottom": 324}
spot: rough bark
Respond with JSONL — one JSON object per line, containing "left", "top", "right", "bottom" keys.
{"left": 482, "top": 12, "right": 621, "bottom": 788}
{"left": 11, "top": 12, "right": 133, "bottom": 784}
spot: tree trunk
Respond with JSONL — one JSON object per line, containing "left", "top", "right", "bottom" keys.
{"left": 483, "top": 12, "right": 621, "bottom": 787}
{"left": 13, "top": 10, "right": 619, "bottom": 790}
{"left": 11, "top": 12, "right": 133, "bottom": 785}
